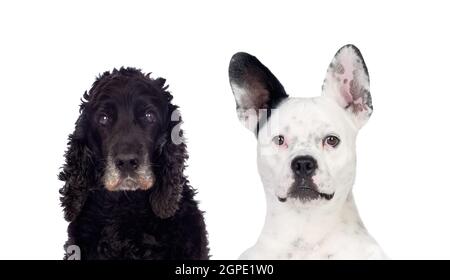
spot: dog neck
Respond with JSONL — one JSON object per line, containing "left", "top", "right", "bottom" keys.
{"left": 84, "top": 188, "right": 152, "bottom": 217}
{"left": 259, "top": 190, "right": 365, "bottom": 246}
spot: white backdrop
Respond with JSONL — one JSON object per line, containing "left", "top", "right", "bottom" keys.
{"left": 0, "top": 0, "right": 449, "bottom": 259}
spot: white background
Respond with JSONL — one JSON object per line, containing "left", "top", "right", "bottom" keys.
{"left": 0, "top": 0, "right": 449, "bottom": 260}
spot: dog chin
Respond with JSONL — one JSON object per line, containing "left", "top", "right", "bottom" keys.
{"left": 278, "top": 183, "right": 334, "bottom": 203}
{"left": 105, "top": 176, "right": 154, "bottom": 192}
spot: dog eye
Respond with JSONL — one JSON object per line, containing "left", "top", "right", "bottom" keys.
{"left": 98, "top": 113, "right": 109, "bottom": 126}
{"left": 144, "top": 111, "right": 155, "bottom": 123}
{"left": 272, "top": 135, "right": 285, "bottom": 146}
{"left": 324, "top": 135, "right": 340, "bottom": 148}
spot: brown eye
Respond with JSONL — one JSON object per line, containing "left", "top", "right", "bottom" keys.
{"left": 144, "top": 111, "right": 155, "bottom": 123}
{"left": 98, "top": 113, "right": 109, "bottom": 126}
{"left": 272, "top": 135, "right": 285, "bottom": 146}
{"left": 324, "top": 135, "right": 340, "bottom": 148}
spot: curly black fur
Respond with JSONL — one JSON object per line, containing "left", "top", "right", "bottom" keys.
{"left": 59, "top": 67, "right": 209, "bottom": 260}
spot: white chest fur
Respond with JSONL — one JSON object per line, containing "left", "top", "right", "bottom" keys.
{"left": 240, "top": 194, "right": 387, "bottom": 260}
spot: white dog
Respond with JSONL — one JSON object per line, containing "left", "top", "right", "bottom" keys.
{"left": 228, "top": 45, "right": 387, "bottom": 259}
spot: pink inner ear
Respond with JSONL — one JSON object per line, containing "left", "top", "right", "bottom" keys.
{"left": 330, "top": 54, "right": 368, "bottom": 113}
{"left": 338, "top": 77, "right": 354, "bottom": 105}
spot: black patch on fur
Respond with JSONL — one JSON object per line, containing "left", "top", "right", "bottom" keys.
{"left": 229, "top": 52, "right": 288, "bottom": 136}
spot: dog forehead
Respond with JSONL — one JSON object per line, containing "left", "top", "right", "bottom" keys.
{"left": 267, "top": 97, "right": 352, "bottom": 135}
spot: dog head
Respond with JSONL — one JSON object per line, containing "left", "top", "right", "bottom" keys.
{"left": 229, "top": 45, "right": 372, "bottom": 209}
{"left": 84, "top": 68, "right": 172, "bottom": 191}
{"left": 59, "top": 67, "right": 188, "bottom": 221}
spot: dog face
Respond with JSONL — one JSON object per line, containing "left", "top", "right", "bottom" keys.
{"left": 229, "top": 45, "right": 372, "bottom": 209}
{"left": 85, "top": 69, "right": 169, "bottom": 191}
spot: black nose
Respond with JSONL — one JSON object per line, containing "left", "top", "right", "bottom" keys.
{"left": 291, "top": 156, "right": 317, "bottom": 177}
{"left": 114, "top": 154, "right": 140, "bottom": 172}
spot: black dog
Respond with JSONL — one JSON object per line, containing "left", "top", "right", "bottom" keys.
{"left": 59, "top": 68, "right": 209, "bottom": 260}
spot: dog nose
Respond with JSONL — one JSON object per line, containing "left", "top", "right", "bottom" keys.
{"left": 291, "top": 156, "right": 317, "bottom": 177}
{"left": 114, "top": 154, "right": 140, "bottom": 172}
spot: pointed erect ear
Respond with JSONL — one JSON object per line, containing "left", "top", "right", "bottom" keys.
{"left": 322, "top": 45, "right": 373, "bottom": 129}
{"left": 228, "top": 52, "right": 288, "bottom": 133}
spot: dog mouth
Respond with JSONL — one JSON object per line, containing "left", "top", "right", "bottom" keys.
{"left": 116, "top": 176, "right": 153, "bottom": 191}
{"left": 117, "top": 177, "right": 140, "bottom": 191}
{"left": 103, "top": 169, "right": 155, "bottom": 191}
{"left": 278, "top": 178, "right": 334, "bottom": 203}
{"left": 103, "top": 158, "right": 155, "bottom": 191}
{"left": 104, "top": 173, "right": 155, "bottom": 191}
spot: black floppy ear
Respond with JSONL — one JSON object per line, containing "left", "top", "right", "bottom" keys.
{"left": 58, "top": 110, "right": 97, "bottom": 222}
{"left": 228, "top": 52, "right": 288, "bottom": 133}
{"left": 150, "top": 105, "right": 187, "bottom": 219}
